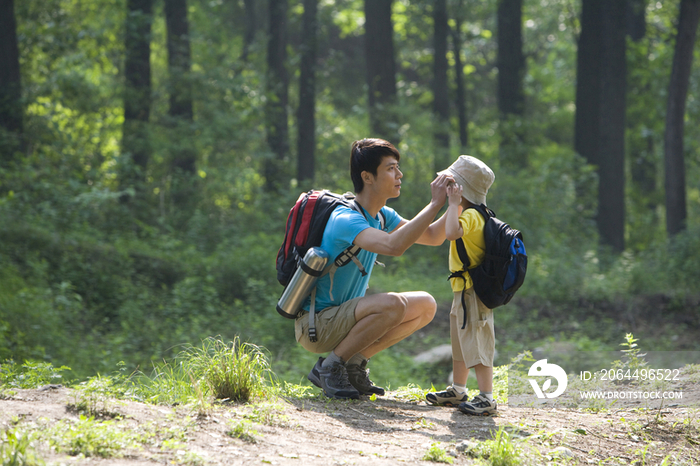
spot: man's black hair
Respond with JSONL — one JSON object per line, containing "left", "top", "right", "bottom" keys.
{"left": 350, "top": 138, "right": 401, "bottom": 193}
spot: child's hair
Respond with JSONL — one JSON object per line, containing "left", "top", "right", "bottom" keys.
{"left": 350, "top": 138, "right": 401, "bottom": 193}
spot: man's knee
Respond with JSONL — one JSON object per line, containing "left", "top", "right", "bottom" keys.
{"left": 406, "top": 291, "right": 436, "bottom": 323}
{"left": 396, "top": 291, "right": 436, "bottom": 322}
{"left": 422, "top": 293, "right": 437, "bottom": 320}
{"left": 385, "top": 292, "right": 409, "bottom": 323}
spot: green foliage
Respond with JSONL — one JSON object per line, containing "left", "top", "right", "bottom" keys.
{"left": 423, "top": 442, "right": 454, "bottom": 464}
{"left": 461, "top": 427, "right": 523, "bottom": 466}
{"left": 45, "top": 415, "right": 139, "bottom": 459}
{"left": 618, "top": 333, "right": 648, "bottom": 373}
{"left": 2, "top": 0, "right": 698, "bottom": 388}
{"left": 226, "top": 420, "right": 259, "bottom": 444}
{"left": 487, "top": 427, "right": 522, "bottom": 466}
{"left": 243, "top": 402, "right": 289, "bottom": 427}
{"left": 70, "top": 371, "right": 128, "bottom": 418}
{"left": 0, "top": 429, "right": 44, "bottom": 466}
{"left": 276, "top": 381, "right": 315, "bottom": 400}
{"left": 0, "top": 360, "right": 71, "bottom": 390}
{"left": 393, "top": 383, "right": 431, "bottom": 404}
{"left": 181, "top": 336, "right": 272, "bottom": 403}
{"left": 127, "top": 360, "right": 203, "bottom": 407}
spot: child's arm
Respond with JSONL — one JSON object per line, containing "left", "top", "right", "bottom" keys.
{"left": 445, "top": 184, "right": 464, "bottom": 241}
{"left": 416, "top": 182, "right": 464, "bottom": 246}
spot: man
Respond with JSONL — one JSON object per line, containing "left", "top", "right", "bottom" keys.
{"left": 295, "top": 138, "right": 453, "bottom": 399}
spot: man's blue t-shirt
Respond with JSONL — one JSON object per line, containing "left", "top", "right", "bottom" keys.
{"left": 302, "top": 204, "right": 402, "bottom": 312}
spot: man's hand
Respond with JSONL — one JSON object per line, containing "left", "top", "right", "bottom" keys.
{"left": 430, "top": 173, "right": 453, "bottom": 206}
{"left": 354, "top": 174, "right": 454, "bottom": 256}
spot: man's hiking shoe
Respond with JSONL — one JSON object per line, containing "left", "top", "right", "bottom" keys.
{"left": 458, "top": 394, "right": 497, "bottom": 416}
{"left": 307, "top": 357, "right": 360, "bottom": 400}
{"left": 346, "top": 360, "right": 385, "bottom": 396}
{"left": 425, "top": 386, "right": 469, "bottom": 407}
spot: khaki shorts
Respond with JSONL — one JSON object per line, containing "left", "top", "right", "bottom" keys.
{"left": 294, "top": 297, "right": 362, "bottom": 354}
{"left": 450, "top": 288, "right": 495, "bottom": 368}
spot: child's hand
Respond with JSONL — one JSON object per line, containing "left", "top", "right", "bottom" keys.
{"left": 447, "top": 183, "right": 463, "bottom": 206}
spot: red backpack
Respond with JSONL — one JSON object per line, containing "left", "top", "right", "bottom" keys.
{"left": 276, "top": 190, "right": 385, "bottom": 287}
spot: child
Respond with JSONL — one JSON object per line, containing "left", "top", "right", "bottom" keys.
{"left": 425, "top": 155, "right": 497, "bottom": 415}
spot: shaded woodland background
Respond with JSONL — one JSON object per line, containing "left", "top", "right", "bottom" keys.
{"left": 1, "top": 0, "right": 699, "bottom": 385}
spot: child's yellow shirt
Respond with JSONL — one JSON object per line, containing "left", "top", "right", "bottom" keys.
{"left": 448, "top": 209, "right": 486, "bottom": 292}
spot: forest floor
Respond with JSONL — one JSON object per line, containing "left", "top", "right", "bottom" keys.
{"left": 3, "top": 295, "right": 700, "bottom": 465}
{"left": 1, "top": 381, "right": 699, "bottom": 466}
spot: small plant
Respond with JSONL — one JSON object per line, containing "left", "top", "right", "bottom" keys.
{"left": 618, "top": 333, "right": 648, "bottom": 372}
{"left": 226, "top": 420, "right": 259, "bottom": 443}
{"left": 0, "top": 360, "right": 71, "bottom": 389}
{"left": 172, "top": 450, "right": 206, "bottom": 466}
{"left": 184, "top": 336, "right": 271, "bottom": 403}
{"left": 493, "top": 365, "right": 510, "bottom": 404}
{"left": 70, "top": 373, "right": 125, "bottom": 418}
{"left": 488, "top": 427, "right": 522, "bottom": 466}
{"left": 148, "top": 416, "right": 195, "bottom": 451}
{"left": 506, "top": 351, "right": 537, "bottom": 397}
{"left": 277, "top": 381, "right": 314, "bottom": 399}
{"left": 411, "top": 417, "right": 436, "bottom": 430}
{"left": 245, "top": 402, "right": 287, "bottom": 427}
{"left": 422, "top": 442, "right": 453, "bottom": 464}
{"left": 0, "top": 428, "right": 45, "bottom": 466}
{"left": 633, "top": 442, "right": 651, "bottom": 466}
{"left": 45, "top": 415, "right": 140, "bottom": 458}
{"left": 393, "top": 383, "right": 429, "bottom": 403}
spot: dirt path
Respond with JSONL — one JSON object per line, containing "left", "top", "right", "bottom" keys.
{"left": 2, "top": 385, "right": 699, "bottom": 465}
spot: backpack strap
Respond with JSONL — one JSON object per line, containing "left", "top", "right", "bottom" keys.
{"left": 325, "top": 199, "right": 386, "bottom": 299}
{"left": 449, "top": 239, "right": 470, "bottom": 330}
{"left": 470, "top": 204, "right": 496, "bottom": 222}
{"left": 308, "top": 286, "right": 318, "bottom": 342}
{"left": 308, "top": 198, "right": 387, "bottom": 340}
{"left": 353, "top": 199, "right": 386, "bottom": 266}
{"left": 447, "top": 205, "right": 494, "bottom": 329}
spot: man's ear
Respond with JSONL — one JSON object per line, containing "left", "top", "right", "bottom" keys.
{"left": 362, "top": 170, "right": 374, "bottom": 186}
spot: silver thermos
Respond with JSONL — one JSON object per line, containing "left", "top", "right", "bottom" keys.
{"left": 276, "top": 247, "right": 329, "bottom": 319}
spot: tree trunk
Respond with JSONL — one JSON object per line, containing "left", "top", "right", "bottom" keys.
{"left": 297, "top": 0, "right": 318, "bottom": 186}
{"left": 574, "top": 0, "right": 603, "bottom": 169}
{"left": 664, "top": 0, "right": 700, "bottom": 236}
{"left": 451, "top": 0, "right": 468, "bottom": 151}
{"left": 597, "top": 0, "right": 627, "bottom": 253}
{"left": 364, "top": 0, "right": 398, "bottom": 142}
{"left": 0, "top": 0, "right": 23, "bottom": 162}
{"left": 122, "top": 0, "right": 153, "bottom": 190}
{"left": 165, "top": 0, "right": 195, "bottom": 174}
{"left": 573, "top": 0, "right": 603, "bottom": 224}
{"left": 432, "top": 0, "right": 450, "bottom": 173}
{"left": 626, "top": 0, "right": 647, "bottom": 42}
{"left": 497, "top": 0, "right": 526, "bottom": 170}
{"left": 240, "top": 0, "right": 257, "bottom": 63}
{"left": 264, "top": 0, "right": 289, "bottom": 193}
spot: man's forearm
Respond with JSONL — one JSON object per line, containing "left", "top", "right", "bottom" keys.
{"left": 390, "top": 201, "right": 444, "bottom": 254}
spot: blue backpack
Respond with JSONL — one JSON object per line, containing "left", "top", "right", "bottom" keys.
{"left": 449, "top": 204, "right": 527, "bottom": 323}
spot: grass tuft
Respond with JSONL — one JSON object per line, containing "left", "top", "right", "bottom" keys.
{"left": 0, "top": 428, "right": 45, "bottom": 466}
{"left": 184, "top": 336, "right": 271, "bottom": 403}
{"left": 488, "top": 427, "right": 522, "bottom": 466}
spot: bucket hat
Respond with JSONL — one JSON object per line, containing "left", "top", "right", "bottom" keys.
{"left": 438, "top": 155, "right": 494, "bottom": 206}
